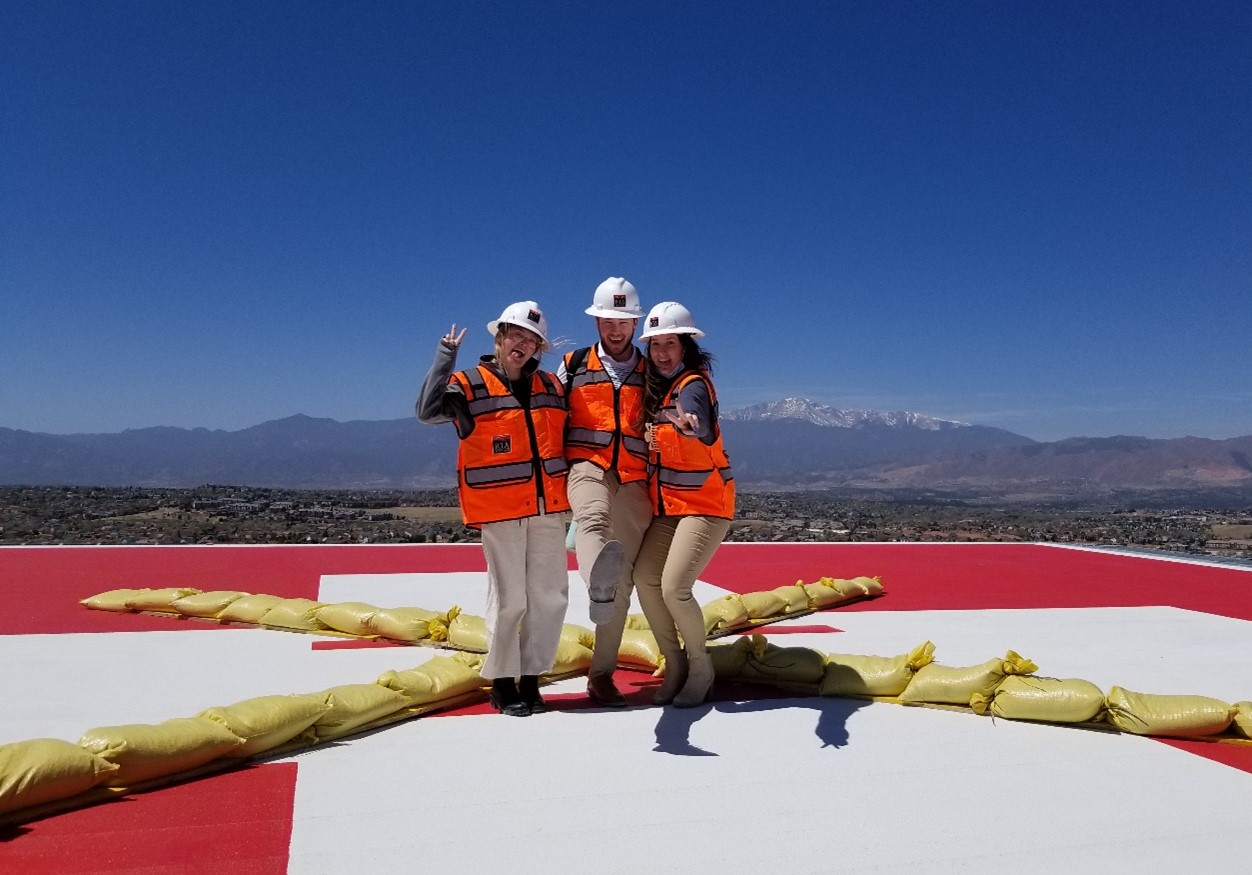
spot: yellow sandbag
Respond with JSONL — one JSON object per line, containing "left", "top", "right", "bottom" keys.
{"left": 848, "top": 576, "right": 884, "bottom": 596}
{"left": 820, "top": 641, "right": 936, "bottom": 697}
{"left": 772, "top": 583, "right": 810, "bottom": 613}
{"left": 368, "top": 606, "right": 449, "bottom": 643}
{"left": 126, "top": 587, "right": 203, "bottom": 612}
{"left": 737, "top": 635, "right": 825, "bottom": 686}
{"left": 975, "top": 675, "right": 1106, "bottom": 723}
{"left": 1233, "top": 701, "right": 1252, "bottom": 739}
{"left": 899, "top": 651, "right": 1037, "bottom": 706}
{"left": 709, "top": 637, "right": 754, "bottom": 679}
{"left": 447, "top": 613, "right": 487, "bottom": 650}
{"left": 549, "top": 639, "right": 594, "bottom": 675}
{"left": 827, "top": 577, "right": 883, "bottom": 599}
{"left": 316, "top": 602, "right": 381, "bottom": 636}
{"left": 624, "top": 613, "right": 651, "bottom": 631}
{"left": 740, "top": 590, "right": 788, "bottom": 620}
{"left": 217, "top": 594, "right": 285, "bottom": 624}
{"left": 617, "top": 628, "right": 663, "bottom": 671}
{"left": 78, "top": 718, "right": 243, "bottom": 787}
{"left": 197, "top": 694, "right": 330, "bottom": 758}
{"left": 259, "top": 598, "right": 329, "bottom": 632}
{"left": 310, "top": 684, "right": 412, "bottom": 741}
{"left": 802, "top": 580, "right": 845, "bottom": 609}
{"left": 80, "top": 588, "right": 148, "bottom": 612}
{"left": 1105, "top": 686, "right": 1235, "bottom": 738}
{"left": 702, "top": 594, "right": 748, "bottom": 633}
{"left": 561, "top": 623, "right": 596, "bottom": 649}
{"left": 376, "top": 653, "right": 486, "bottom": 705}
{"left": 170, "top": 590, "right": 250, "bottom": 618}
{"left": 0, "top": 738, "right": 120, "bottom": 816}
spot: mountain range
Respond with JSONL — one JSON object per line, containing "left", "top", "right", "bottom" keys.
{"left": 3, "top": 398, "right": 1251, "bottom": 501}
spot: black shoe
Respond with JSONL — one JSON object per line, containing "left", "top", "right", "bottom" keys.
{"left": 489, "top": 677, "right": 531, "bottom": 717}
{"left": 519, "top": 675, "right": 546, "bottom": 714}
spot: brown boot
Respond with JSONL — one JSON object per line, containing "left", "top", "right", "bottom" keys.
{"left": 586, "top": 673, "right": 627, "bottom": 708}
{"left": 651, "top": 652, "right": 688, "bottom": 706}
{"left": 673, "top": 653, "right": 713, "bottom": 708}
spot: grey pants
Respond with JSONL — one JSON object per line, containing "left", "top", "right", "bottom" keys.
{"left": 566, "top": 461, "right": 653, "bottom": 676}
{"left": 632, "top": 514, "right": 731, "bottom": 665}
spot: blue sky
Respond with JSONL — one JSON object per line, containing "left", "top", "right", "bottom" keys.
{"left": 2, "top": 1, "right": 1248, "bottom": 441}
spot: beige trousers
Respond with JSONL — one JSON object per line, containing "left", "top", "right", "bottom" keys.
{"left": 566, "top": 462, "right": 653, "bottom": 676}
{"left": 479, "top": 512, "right": 570, "bottom": 679}
{"left": 632, "top": 515, "right": 731, "bottom": 666}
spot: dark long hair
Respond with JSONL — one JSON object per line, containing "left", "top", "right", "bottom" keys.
{"left": 640, "top": 334, "right": 716, "bottom": 426}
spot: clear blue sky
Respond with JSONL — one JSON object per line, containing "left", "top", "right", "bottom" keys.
{"left": 2, "top": 1, "right": 1248, "bottom": 441}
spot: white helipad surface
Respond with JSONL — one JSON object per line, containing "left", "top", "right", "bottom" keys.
{"left": 1, "top": 542, "right": 1249, "bottom": 873}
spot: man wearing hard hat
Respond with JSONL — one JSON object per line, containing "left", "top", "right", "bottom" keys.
{"left": 557, "top": 277, "right": 654, "bottom": 708}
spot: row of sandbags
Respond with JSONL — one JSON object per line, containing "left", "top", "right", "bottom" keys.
{"left": 0, "top": 636, "right": 598, "bottom": 821}
{"left": 78, "top": 577, "right": 884, "bottom": 666}
{"left": 698, "top": 576, "right": 883, "bottom": 635}
{"left": 80, "top": 575, "right": 884, "bottom": 643}
{"left": 80, "top": 587, "right": 462, "bottom": 642}
{"left": 706, "top": 634, "right": 1252, "bottom": 739}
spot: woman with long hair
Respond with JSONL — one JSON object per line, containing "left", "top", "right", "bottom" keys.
{"left": 631, "top": 301, "right": 734, "bottom": 707}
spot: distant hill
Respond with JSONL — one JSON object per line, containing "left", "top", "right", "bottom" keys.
{"left": 3, "top": 402, "right": 1251, "bottom": 500}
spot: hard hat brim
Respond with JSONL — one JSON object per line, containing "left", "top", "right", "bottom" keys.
{"left": 640, "top": 326, "right": 705, "bottom": 340}
{"left": 585, "top": 305, "right": 645, "bottom": 319}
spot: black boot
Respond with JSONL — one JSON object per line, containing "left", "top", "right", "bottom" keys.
{"left": 519, "top": 675, "right": 546, "bottom": 714}
{"left": 489, "top": 677, "right": 530, "bottom": 717}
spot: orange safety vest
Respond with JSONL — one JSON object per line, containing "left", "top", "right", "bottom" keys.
{"left": 649, "top": 370, "right": 735, "bottom": 519}
{"left": 449, "top": 364, "right": 570, "bottom": 527}
{"left": 563, "top": 346, "right": 649, "bottom": 482}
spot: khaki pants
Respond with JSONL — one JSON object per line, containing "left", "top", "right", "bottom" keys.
{"left": 632, "top": 515, "right": 731, "bottom": 665}
{"left": 479, "top": 512, "right": 570, "bottom": 679}
{"left": 566, "top": 461, "right": 653, "bottom": 676}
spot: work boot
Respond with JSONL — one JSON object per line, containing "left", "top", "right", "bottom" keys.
{"left": 489, "top": 677, "right": 531, "bottom": 717}
{"left": 519, "top": 675, "right": 546, "bottom": 714}
{"left": 587, "top": 540, "right": 624, "bottom": 626}
{"left": 673, "top": 653, "right": 713, "bottom": 708}
{"left": 586, "top": 672, "right": 628, "bottom": 708}
{"left": 651, "top": 652, "right": 689, "bottom": 706}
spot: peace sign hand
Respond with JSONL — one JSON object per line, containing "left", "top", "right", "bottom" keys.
{"left": 664, "top": 399, "right": 700, "bottom": 435}
{"left": 441, "top": 324, "right": 467, "bottom": 349}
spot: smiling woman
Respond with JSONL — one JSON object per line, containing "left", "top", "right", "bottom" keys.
{"left": 415, "top": 300, "right": 571, "bottom": 716}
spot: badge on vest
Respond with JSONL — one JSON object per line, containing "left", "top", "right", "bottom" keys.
{"left": 492, "top": 435, "right": 512, "bottom": 454}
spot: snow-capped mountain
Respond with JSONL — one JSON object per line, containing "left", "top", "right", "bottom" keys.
{"left": 722, "top": 397, "right": 969, "bottom": 430}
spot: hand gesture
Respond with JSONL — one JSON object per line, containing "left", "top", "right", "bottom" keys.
{"left": 441, "top": 324, "right": 467, "bottom": 349}
{"left": 664, "top": 399, "right": 699, "bottom": 435}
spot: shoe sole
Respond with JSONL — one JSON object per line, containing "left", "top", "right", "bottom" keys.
{"left": 588, "top": 540, "right": 624, "bottom": 625}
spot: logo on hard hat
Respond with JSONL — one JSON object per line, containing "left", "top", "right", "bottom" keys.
{"left": 527, "top": 309, "right": 541, "bottom": 324}
{"left": 613, "top": 294, "right": 626, "bottom": 308}
{"left": 649, "top": 316, "right": 660, "bottom": 328}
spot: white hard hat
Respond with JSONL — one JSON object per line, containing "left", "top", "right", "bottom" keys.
{"left": 585, "top": 277, "right": 645, "bottom": 318}
{"left": 487, "top": 300, "right": 549, "bottom": 344}
{"left": 640, "top": 301, "right": 704, "bottom": 340}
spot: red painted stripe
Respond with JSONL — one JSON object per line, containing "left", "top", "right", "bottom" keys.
{"left": 0, "top": 762, "right": 298, "bottom": 874}
{"left": 1155, "top": 738, "right": 1252, "bottom": 775}
{"left": 0, "top": 544, "right": 508, "bottom": 636}
{"left": 309, "top": 638, "right": 409, "bottom": 650}
{"left": 732, "top": 624, "right": 843, "bottom": 635}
